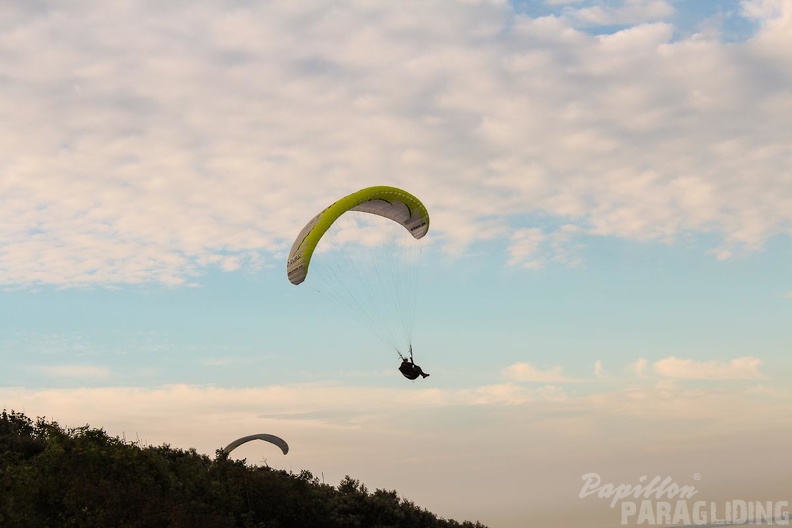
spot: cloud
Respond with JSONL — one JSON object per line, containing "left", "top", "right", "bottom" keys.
{"left": 2, "top": 379, "right": 788, "bottom": 450}
{"left": 0, "top": 1, "right": 790, "bottom": 287}
{"left": 200, "top": 358, "right": 248, "bottom": 367}
{"left": 507, "top": 224, "right": 582, "bottom": 268}
{"left": 652, "top": 356, "right": 764, "bottom": 380}
{"left": 32, "top": 365, "right": 113, "bottom": 380}
{"left": 624, "top": 356, "right": 765, "bottom": 380}
{"left": 502, "top": 362, "right": 585, "bottom": 383}
{"left": 741, "top": 0, "right": 787, "bottom": 21}
{"left": 507, "top": 228, "right": 546, "bottom": 268}
{"left": 594, "top": 360, "right": 604, "bottom": 378}
{"left": 626, "top": 358, "right": 649, "bottom": 377}
{"left": 563, "top": 0, "right": 676, "bottom": 27}
{"left": 503, "top": 355, "right": 768, "bottom": 384}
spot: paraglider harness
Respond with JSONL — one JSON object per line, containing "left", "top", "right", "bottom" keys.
{"left": 398, "top": 345, "right": 429, "bottom": 380}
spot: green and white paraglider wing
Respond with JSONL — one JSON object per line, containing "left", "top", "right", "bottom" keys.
{"left": 287, "top": 186, "right": 429, "bottom": 285}
{"left": 224, "top": 434, "right": 289, "bottom": 456}
{"left": 286, "top": 185, "right": 430, "bottom": 358}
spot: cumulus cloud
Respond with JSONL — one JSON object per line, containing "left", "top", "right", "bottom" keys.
{"left": 0, "top": 0, "right": 789, "bottom": 287}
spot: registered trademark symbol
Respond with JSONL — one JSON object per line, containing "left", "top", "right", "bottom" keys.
{"left": 693, "top": 473, "right": 701, "bottom": 480}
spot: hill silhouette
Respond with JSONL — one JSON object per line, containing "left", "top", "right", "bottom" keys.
{"left": 0, "top": 409, "right": 487, "bottom": 528}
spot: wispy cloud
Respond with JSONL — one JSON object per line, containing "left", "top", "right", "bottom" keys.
{"left": 32, "top": 365, "right": 113, "bottom": 380}
{"left": 593, "top": 359, "right": 605, "bottom": 378}
{"left": 507, "top": 228, "right": 546, "bottom": 269}
{"left": 742, "top": 0, "right": 787, "bottom": 21}
{"left": 200, "top": 357, "right": 258, "bottom": 367}
{"left": 652, "top": 356, "right": 764, "bottom": 380}
{"left": 2, "top": 379, "right": 788, "bottom": 444}
{"left": 626, "top": 358, "right": 649, "bottom": 377}
{"left": 625, "top": 356, "right": 766, "bottom": 381}
{"left": 505, "top": 355, "right": 768, "bottom": 383}
{"left": 562, "top": 0, "right": 676, "bottom": 27}
{"left": 507, "top": 225, "right": 582, "bottom": 268}
{"left": 502, "top": 362, "right": 587, "bottom": 383}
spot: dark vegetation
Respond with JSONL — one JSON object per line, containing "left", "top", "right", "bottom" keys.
{"left": 0, "top": 410, "right": 486, "bottom": 528}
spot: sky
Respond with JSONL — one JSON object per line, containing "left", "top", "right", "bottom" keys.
{"left": 1, "top": 0, "right": 791, "bottom": 526}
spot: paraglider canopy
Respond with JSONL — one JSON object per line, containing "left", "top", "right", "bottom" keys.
{"left": 223, "top": 434, "right": 289, "bottom": 456}
{"left": 286, "top": 185, "right": 430, "bottom": 363}
{"left": 287, "top": 185, "right": 429, "bottom": 286}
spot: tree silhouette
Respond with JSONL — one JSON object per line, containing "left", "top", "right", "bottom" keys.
{"left": 0, "top": 410, "right": 487, "bottom": 528}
